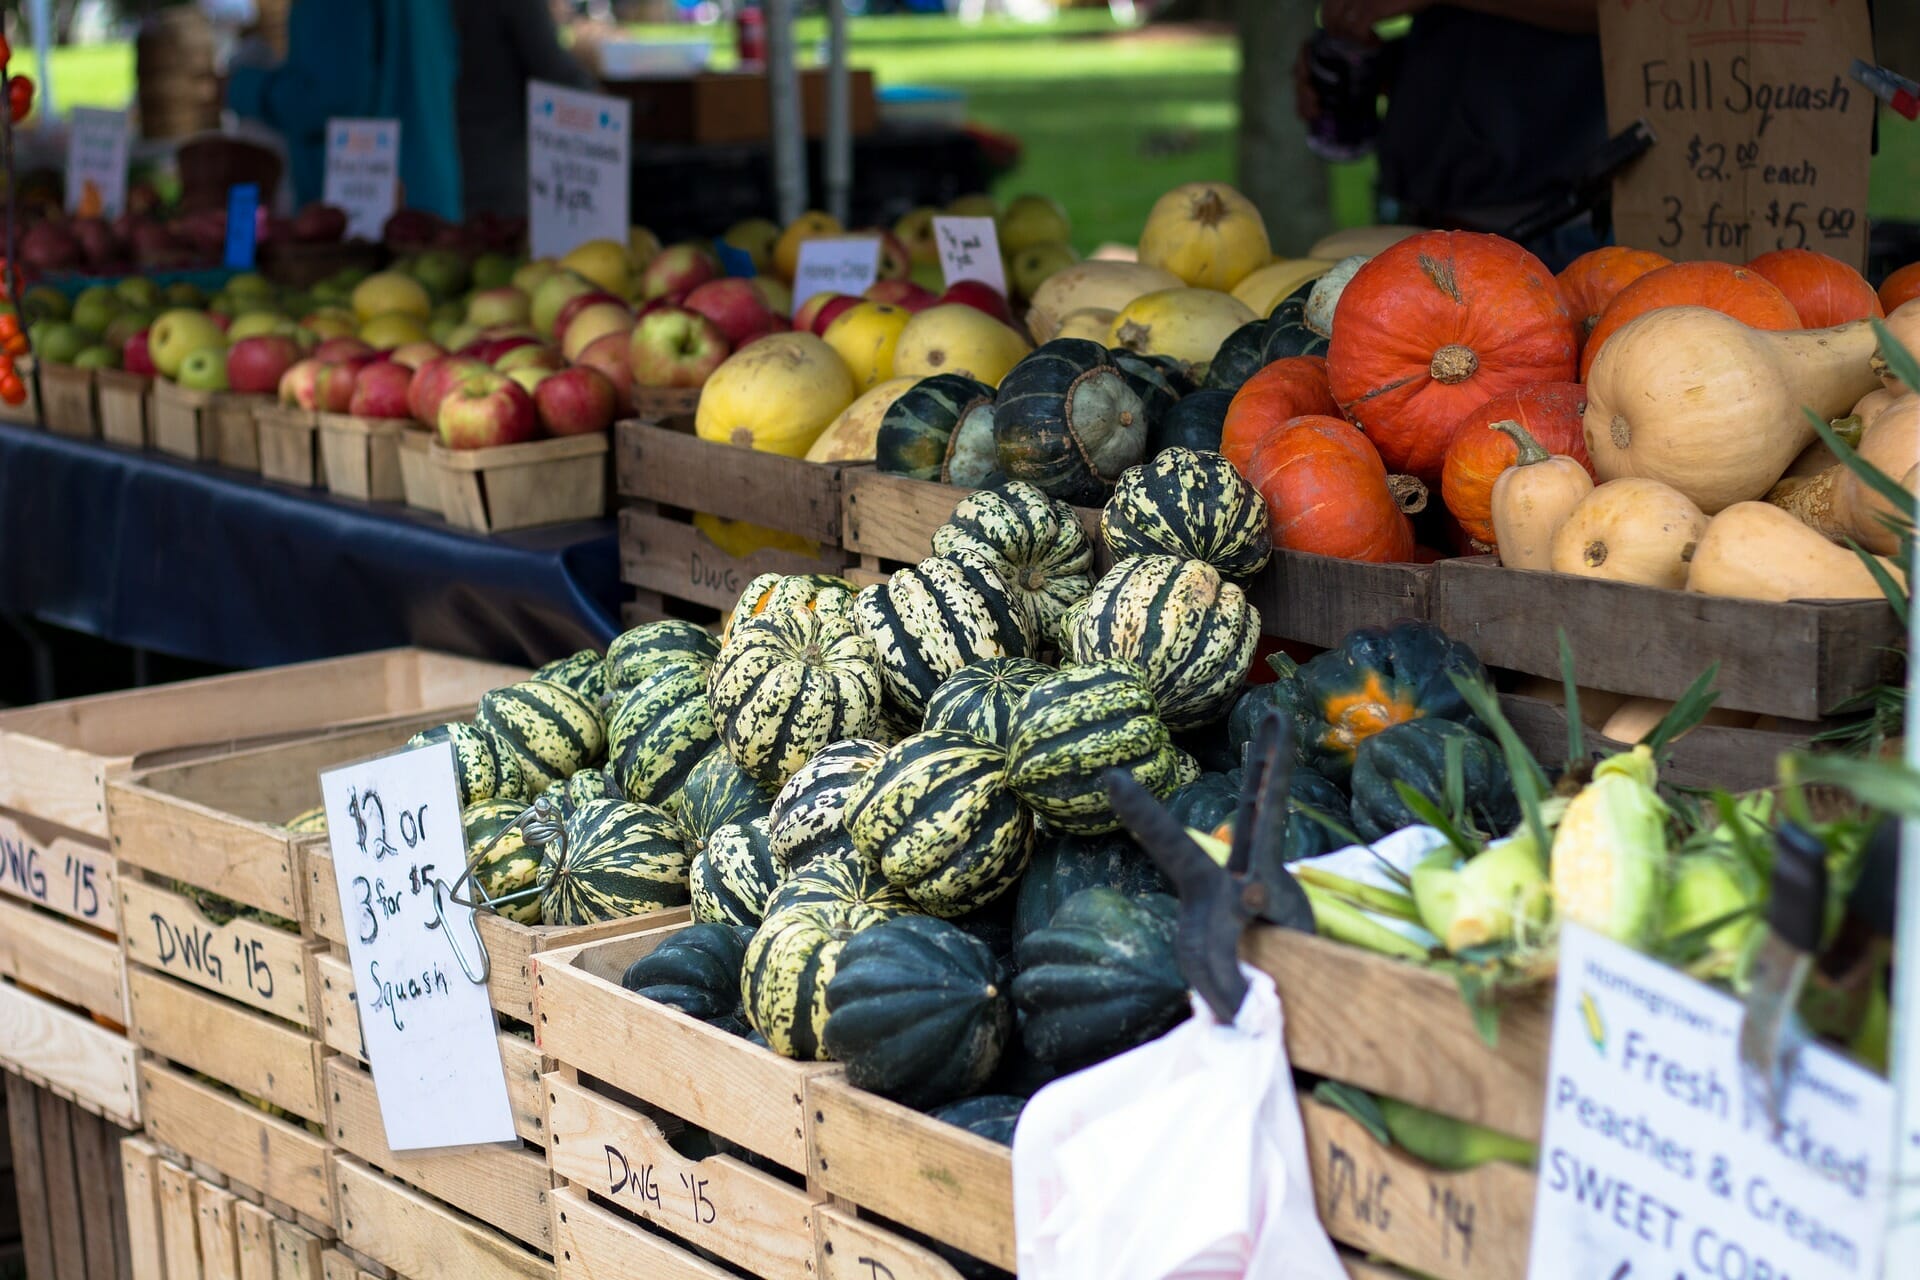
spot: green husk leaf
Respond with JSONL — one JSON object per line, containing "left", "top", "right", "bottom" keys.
{"left": 1641, "top": 665, "right": 1721, "bottom": 757}
{"left": 1786, "top": 752, "right": 1920, "bottom": 818}
{"left": 1312, "top": 1081, "right": 1394, "bottom": 1146}
{"left": 1393, "top": 781, "right": 1480, "bottom": 861}
{"left": 1559, "top": 629, "right": 1585, "bottom": 767}
{"left": 1842, "top": 536, "right": 1909, "bottom": 627}
{"left": 1451, "top": 674, "right": 1550, "bottom": 857}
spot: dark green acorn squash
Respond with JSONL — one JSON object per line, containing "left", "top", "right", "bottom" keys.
{"left": 1259, "top": 295, "right": 1329, "bottom": 363}
{"left": 993, "top": 339, "right": 1148, "bottom": 507}
{"left": 1226, "top": 653, "right": 1307, "bottom": 761}
{"left": 822, "top": 915, "right": 1012, "bottom": 1109}
{"left": 1100, "top": 447, "right": 1271, "bottom": 580}
{"left": 1011, "top": 888, "right": 1187, "bottom": 1069}
{"left": 942, "top": 399, "right": 1001, "bottom": 488}
{"left": 1146, "top": 387, "right": 1232, "bottom": 457}
{"left": 1282, "top": 767, "right": 1354, "bottom": 861}
{"left": 1165, "top": 771, "right": 1240, "bottom": 836}
{"left": 1286, "top": 620, "right": 1490, "bottom": 786}
{"left": 1110, "top": 349, "right": 1181, "bottom": 426}
{"left": 876, "top": 374, "right": 996, "bottom": 479}
{"left": 1012, "top": 832, "right": 1170, "bottom": 944}
{"left": 1202, "top": 319, "right": 1270, "bottom": 392}
{"left": 929, "top": 1094, "right": 1026, "bottom": 1145}
{"left": 1173, "top": 722, "right": 1240, "bottom": 774}
{"left": 1349, "top": 718, "right": 1517, "bottom": 843}
{"left": 620, "top": 922, "right": 754, "bottom": 1024}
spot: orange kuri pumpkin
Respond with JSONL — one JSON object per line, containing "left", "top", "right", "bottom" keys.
{"left": 1242, "top": 414, "right": 1419, "bottom": 563}
{"left": 1878, "top": 262, "right": 1920, "bottom": 316}
{"left": 1745, "top": 249, "right": 1882, "bottom": 328}
{"left": 1579, "top": 260, "right": 1800, "bottom": 379}
{"left": 1218, "top": 354, "right": 1340, "bottom": 477}
{"left": 1440, "top": 381, "right": 1593, "bottom": 547}
{"left": 1327, "top": 231, "right": 1578, "bottom": 481}
{"left": 1557, "top": 247, "right": 1670, "bottom": 341}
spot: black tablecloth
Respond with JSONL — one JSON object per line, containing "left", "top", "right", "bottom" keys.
{"left": 0, "top": 424, "right": 621, "bottom": 669}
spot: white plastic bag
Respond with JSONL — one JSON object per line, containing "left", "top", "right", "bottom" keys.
{"left": 1011, "top": 966, "right": 1348, "bottom": 1280}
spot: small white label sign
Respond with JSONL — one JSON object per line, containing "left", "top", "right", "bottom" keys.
{"left": 323, "top": 118, "right": 400, "bottom": 242}
{"left": 527, "top": 81, "right": 631, "bottom": 260}
{"left": 320, "top": 744, "right": 516, "bottom": 1152}
{"left": 65, "top": 108, "right": 129, "bottom": 217}
{"left": 790, "top": 237, "right": 882, "bottom": 316}
{"left": 934, "top": 215, "right": 1007, "bottom": 296}
{"left": 1528, "top": 925, "right": 1893, "bottom": 1280}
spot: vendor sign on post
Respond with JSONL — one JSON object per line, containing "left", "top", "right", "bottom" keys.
{"left": 528, "top": 81, "right": 631, "bottom": 260}
{"left": 65, "top": 107, "right": 128, "bottom": 218}
{"left": 1528, "top": 924, "right": 1893, "bottom": 1280}
{"left": 1598, "top": 0, "right": 1874, "bottom": 268}
{"left": 320, "top": 743, "right": 517, "bottom": 1152}
{"left": 323, "top": 118, "right": 401, "bottom": 242}
{"left": 934, "top": 216, "right": 1007, "bottom": 297}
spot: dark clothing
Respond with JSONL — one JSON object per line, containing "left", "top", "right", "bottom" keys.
{"left": 458, "top": 0, "right": 600, "bottom": 219}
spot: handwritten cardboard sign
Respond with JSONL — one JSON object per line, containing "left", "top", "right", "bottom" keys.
{"left": 65, "top": 107, "right": 129, "bottom": 218}
{"left": 1599, "top": 0, "right": 1874, "bottom": 267}
{"left": 934, "top": 215, "right": 1007, "bottom": 296}
{"left": 1527, "top": 925, "right": 1893, "bottom": 1280}
{"left": 791, "top": 238, "right": 883, "bottom": 316}
{"left": 320, "top": 744, "right": 516, "bottom": 1152}
{"left": 323, "top": 118, "right": 401, "bottom": 242}
{"left": 528, "top": 81, "right": 631, "bottom": 260}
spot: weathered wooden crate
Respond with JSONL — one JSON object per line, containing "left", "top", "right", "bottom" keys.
{"left": 10, "top": 1070, "right": 133, "bottom": 1280}
{"left": 139, "top": 1060, "right": 337, "bottom": 1231}
{"left": 331, "top": 1155, "right": 555, "bottom": 1280}
{"left": 123, "top": 1136, "right": 333, "bottom": 1280}
{"left": 616, "top": 418, "right": 849, "bottom": 621}
{"left": 98, "top": 369, "right": 152, "bottom": 448}
{"left": 434, "top": 435, "right": 609, "bottom": 533}
{"left": 838, "top": 468, "right": 1100, "bottom": 573}
{"left": 1499, "top": 690, "right": 1826, "bottom": 793}
{"left": 39, "top": 362, "right": 98, "bottom": 439}
{"left": 1432, "top": 556, "right": 1902, "bottom": 721}
{"left": 258, "top": 403, "right": 325, "bottom": 488}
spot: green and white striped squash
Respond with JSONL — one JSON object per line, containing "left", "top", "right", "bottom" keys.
{"left": 408, "top": 721, "right": 526, "bottom": 807}
{"left": 462, "top": 799, "right": 541, "bottom": 923}
{"left": 537, "top": 768, "right": 617, "bottom": 822}
{"left": 1006, "top": 660, "right": 1182, "bottom": 834}
{"left": 669, "top": 746, "right": 774, "bottom": 837}
{"left": 743, "top": 900, "right": 895, "bottom": 1059}
{"left": 708, "top": 607, "right": 885, "bottom": 788}
{"left": 1067, "top": 555, "right": 1260, "bottom": 732}
{"left": 605, "top": 659, "right": 718, "bottom": 807}
{"left": 931, "top": 482, "right": 1095, "bottom": 648}
{"left": 690, "top": 817, "right": 787, "bottom": 927}
{"left": 604, "top": 621, "right": 721, "bottom": 694}
{"left": 853, "top": 550, "right": 1038, "bottom": 722}
{"left": 1101, "top": 448, "right": 1271, "bottom": 580}
{"left": 921, "top": 657, "right": 1055, "bottom": 749}
{"left": 767, "top": 739, "right": 888, "bottom": 868}
{"left": 875, "top": 373, "right": 996, "bottom": 479}
{"left": 845, "top": 730, "right": 1035, "bottom": 918}
{"left": 765, "top": 848, "right": 916, "bottom": 917}
{"left": 534, "top": 649, "right": 610, "bottom": 707}
{"left": 536, "top": 797, "right": 691, "bottom": 926}
{"left": 476, "top": 680, "right": 607, "bottom": 794}
{"left": 722, "top": 573, "right": 859, "bottom": 646}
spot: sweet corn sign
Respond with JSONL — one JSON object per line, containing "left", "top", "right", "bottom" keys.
{"left": 1529, "top": 926, "right": 1893, "bottom": 1280}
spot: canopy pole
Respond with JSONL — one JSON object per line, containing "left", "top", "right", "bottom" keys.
{"left": 764, "top": 0, "right": 806, "bottom": 225}
{"left": 824, "top": 0, "right": 850, "bottom": 225}
{"left": 29, "top": 0, "right": 52, "bottom": 118}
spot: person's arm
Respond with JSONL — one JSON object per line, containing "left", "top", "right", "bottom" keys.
{"left": 228, "top": 1, "right": 379, "bottom": 134}
{"left": 503, "top": 0, "right": 600, "bottom": 91}
{"left": 1322, "top": 0, "right": 1598, "bottom": 39}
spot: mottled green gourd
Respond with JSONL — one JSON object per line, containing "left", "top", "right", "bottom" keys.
{"left": 407, "top": 721, "right": 526, "bottom": 807}
{"left": 1101, "top": 448, "right": 1272, "bottom": 580}
{"left": 722, "top": 573, "right": 859, "bottom": 646}
{"left": 533, "top": 649, "right": 609, "bottom": 707}
{"left": 931, "top": 482, "right": 1095, "bottom": 649}
{"left": 1067, "top": 555, "right": 1261, "bottom": 732}
{"left": 852, "top": 550, "right": 1037, "bottom": 722}
{"left": 603, "top": 620, "right": 720, "bottom": 693}
{"left": 534, "top": 797, "right": 691, "bottom": 926}
{"left": 875, "top": 373, "right": 996, "bottom": 479}
{"left": 993, "top": 339, "right": 1149, "bottom": 507}
{"left": 604, "top": 658, "right": 718, "bottom": 806}
{"left": 921, "top": 657, "right": 1055, "bottom": 749}
{"left": 689, "top": 817, "right": 788, "bottom": 927}
{"left": 844, "top": 730, "right": 1035, "bottom": 918}
{"left": 461, "top": 798, "right": 543, "bottom": 923}
{"left": 1005, "top": 660, "right": 1181, "bottom": 835}
{"left": 767, "top": 739, "right": 888, "bottom": 868}
{"left": 707, "top": 607, "right": 885, "bottom": 788}
{"left": 1011, "top": 887, "right": 1187, "bottom": 1068}
{"left": 475, "top": 679, "right": 606, "bottom": 793}
{"left": 764, "top": 848, "right": 916, "bottom": 917}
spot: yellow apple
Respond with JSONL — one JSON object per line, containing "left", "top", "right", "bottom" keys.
{"left": 629, "top": 226, "right": 662, "bottom": 272}
{"left": 998, "top": 194, "right": 1072, "bottom": 254}
{"left": 561, "top": 239, "right": 634, "bottom": 298}
{"left": 351, "top": 272, "right": 432, "bottom": 323}
{"left": 822, "top": 302, "right": 912, "bottom": 391}
{"left": 723, "top": 218, "right": 782, "bottom": 272}
{"left": 772, "top": 211, "right": 845, "bottom": 282}
{"left": 946, "top": 193, "right": 998, "bottom": 219}
{"left": 359, "top": 311, "right": 430, "bottom": 348}
{"left": 561, "top": 301, "right": 634, "bottom": 363}
{"left": 893, "top": 207, "right": 939, "bottom": 266}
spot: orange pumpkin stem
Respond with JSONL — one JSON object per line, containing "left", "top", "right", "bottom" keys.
{"left": 1386, "top": 473, "right": 1429, "bottom": 514}
{"left": 1488, "top": 418, "right": 1551, "bottom": 466}
{"left": 1429, "top": 343, "right": 1478, "bottom": 384}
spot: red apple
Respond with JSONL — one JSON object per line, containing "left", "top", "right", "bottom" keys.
{"left": 864, "top": 279, "right": 938, "bottom": 312}
{"left": 575, "top": 331, "right": 635, "bottom": 416}
{"left": 495, "top": 344, "right": 565, "bottom": 375}
{"left": 227, "top": 335, "right": 303, "bottom": 395}
{"left": 278, "top": 358, "right": 322, "bottom": 409}
{"left": 682, "top": 278, "right": 776, "bottom": 348}
{"left": 638, "top": 244, "right": 720, "bottom": 301}
{"left": 348, "top": 361, "right": 415, "bottom": 419}
{"left": 793, "top": 292, "right": 848, "bottom": 335}
{"left": 313, "top": 336, "right": 375, "bottom": 364}
{"left": 408, "top": 354, "right": 486, "bottom": 425}
{"left": 123, "top": 329, "right": 156, "bottom": 377}
{"left": 551, "top": 291, "right": 626, "bottom": 343}
{"left": 388, "top": 340, "right": 444, "bottom": 370}
{"left": 809, "top": 294, "right": 863, "bottom": 338}
{"left": 318, "top": 356, "right": 376, "bottom": 414}
{"left": 437, "top": 369, "right": 539, "bottom": 449}
{"left": 938, "top": 280, "right": 1016, "bottom": 327}
{"left": 460, "top": 333, "right": 540, "bottom": 365}
{"left": 208, "top": 313, "right": 232, "bottom": 334}
{"left": 534, "top": 366, "right": 618, "bottom": 436}
{"left": 628, "top": 307, "right": 729, "bottom": 390}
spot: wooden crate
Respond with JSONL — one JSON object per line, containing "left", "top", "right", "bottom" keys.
{"left": 9, "top": 1070, "right": 133, "bottom": 1280}
{"left": 1499, "top": 690, "right": 1824, "bottom": 793}
{"left": 395, "top": 428, "right": 438, "bottom": 513}
{"left": 433, "top": 435, "right": 608, "bottom": 533}
{"left": 98, "top": 369, "right": 153, "bottom": 448}
{"left": 152, "top": 379, "right": 218, "bottom": 462}
{"left": 331, "top": 1155, "right": 554, "bottom": 1280}
{"left": 118, "top": 875, "right": 321, "bottom": 1027}
{"left": 532, "top": 924, "right": 824, "bottom": 1172}
{"left": 124, "top": 1136, "right": 334, "bottom": 1280}
{"left": 258, "top": 404, "right": 325, "bottom": 488}
{"left": 838, "top": 468, "right": 1101, "bottom": 571}
{"left": 319, "top": 414, "right": 406, "bottom": 503}
{"left": 39, "top": 362, "right": 99, "bottom": 439}
{"left": 1431, "top": 556, "right": 1902, "bottom": 720}
{"left": 129, "top": 966, "right": 329, "bottom": 1123}
{"left": 139, "top": 1060, "right": 336, "bottom": 1229}
{"left": 0, "top": 976, "right": 138, "bottom": 1123}
{"left": 212, "top": 394, "right": 272, "bottom": 472}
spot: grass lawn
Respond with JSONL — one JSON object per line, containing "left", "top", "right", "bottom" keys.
{"left": 34, "top": 17, "right": 1920, "bottom": 250}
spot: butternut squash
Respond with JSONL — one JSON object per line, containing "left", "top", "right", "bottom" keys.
{"left": 1766, "top": 395, "right": 1918, "bottom": 554}
{"left": 1874, "top": 299, "right": 1920, "bottom": 392}
{"left": 1854, "top": 386, "right": 1901, "bottom": 427}
{"left": 1583, "top": 307, "right": 1882, "bottom": 513}
{"left": 1510, "top": 675, "right": 1628, "bottom": 731}
{"left": 1600, "top": 698, "right": 1757, "bottom": 745}
{"left": 1550, "top": 479, "right": 1708, "bottom": 589}
{"left": 1685, "top": 501, "right": 1903, "bottom": 602}
{"left": 1489, "top": 420, "right": 1593, "bottom": 570}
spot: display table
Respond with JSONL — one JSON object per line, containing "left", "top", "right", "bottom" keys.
{"left": 0, "top": 424, "right": 620, "bottom": 669}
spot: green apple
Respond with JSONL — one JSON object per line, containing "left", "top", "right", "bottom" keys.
{"left": 472, "top": 252, "right": 518, "bottom": 292}
{"left": 103, "top": 310, "right": 154, "bottom": 351}
{"left": 73, "top": 344, "right": 120, "bottom": 370}
{"left": 165, "top": 282, "right": 205, "bottom": 308}
{"left": 115, "top": 277, "right": 161, "bottom": 310}
{"left": 529, "top": 271, "right": 596, "bottom": 341}
{"left": 997, "top": 194, "right": 1072, "bottom": 254}
{"left": 36, "top": 322, "right": 89, "bottom": 364}
{"left": 176, "top": 347, "right": 229, "bottom": 392}
{"left": 1008, "top": 240, "right": 1081, "bottom": 300}
{"left": 440, "top": 321, "right": 481, "bottom": 351}
{"left": 227, "top": 310, "right": 289, "bottom": 342}
{"left": 279, "top": 290, "right": 314, "bottom": 317}
{"left": 412, "top": 249, "right": 470, "bottom": 300}
{"left": 207, "top": 293, "right": 237, "bottom": 317}
{"left": 432, "top": 299, "right": 464, "bottom": 326}
{"left": 148, "top": 309, "right": 227, "bottom": 378}
{"left": 71, "top": 286, "right": 121, "bottom": 335}
{"left": 227, "top": 272, "right": 274, "bottom": 301}
{"left": 23, "top": 286, "right": 70, "bottom": 321}
{"left": 429, "top": 315, "right": 465, "bottom": 346}
{"left": 512, "top": 259, "right": 559, "bottom": 296}
{"left": 311, "top": 279, "right": 349, "bottom": 305}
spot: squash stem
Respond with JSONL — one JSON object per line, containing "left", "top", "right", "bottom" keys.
{"left": 1490, "top": 419, "right": 1551, "bottom": 466}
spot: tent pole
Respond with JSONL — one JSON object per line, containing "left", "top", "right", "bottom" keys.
{"left": 764, "top": 0, "right": 806, "bottom": 225}
{"left": 824, "top": 0, "right": 850, "bottom": 225}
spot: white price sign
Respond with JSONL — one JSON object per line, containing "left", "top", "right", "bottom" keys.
{"left": 323, "top": 118, "right": 400, "bottom": 242}
{"left": 65, "top": 108, "right": 129, "bottom": 217}
{"left": 790, "top": 237, "right": 882, "bottom": 316}
{"left": 934, "top": 216, "right": 1007, "bottom": 297}
{"left": 1528, "top": 925, "right": 1894, "bottom": 1280}
{"left": 320, "top": 744, "right": 516, "bottom": 1152}
{"left": 527, "top": 81, "right": 631, "bottom": 260}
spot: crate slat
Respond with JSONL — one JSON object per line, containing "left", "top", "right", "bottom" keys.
{"left": 119, "top": 878, "right": 318, "bottom": 1027}
{"left": 197, "top": 1182, "right": 242, "bottom": 1280}
{"left": 157, "top": 1156, "right": 204, "bottom": 1280}
{"left": 0, "top": 895, "right": 125, "bottom": 1020}
{"left": 332, "top": 1156, "right": 553, "bottom": 1280}
{"left": 138, "top": 1063, "right": 334, "bottom": 1226}
{"left": 129, "top": 968, "right": 329, "bottom": 1122}
{"left": 813, "top": 1205, "right": 976, "bottom": 1280}
{"left": 235, "top": 1199, "right": 278, "bottom": 1280}
{"left": 121, "top": 1137, "right": 168, "bottom": 1280}
{"left": 0, "top": 981, "right": 140, "bottom": 1124}
{"left": 615, "top": 420, "right": 844, "bottom": 542}
{"left": 0, "top": 813, "right": 117, "bottom": 930}
{"left": 618, "top": 507, "right": 851, "bottom": 615}
{"left": 35, "top": 1085, "right": 86, "bottom": 1280}
{"left": 549, "top": 1186, "right": 732, "bottom": 1280}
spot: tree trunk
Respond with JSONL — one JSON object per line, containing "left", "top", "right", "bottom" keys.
{"left": 1234, "top": 0, "right": 1329, "bottom": 254}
